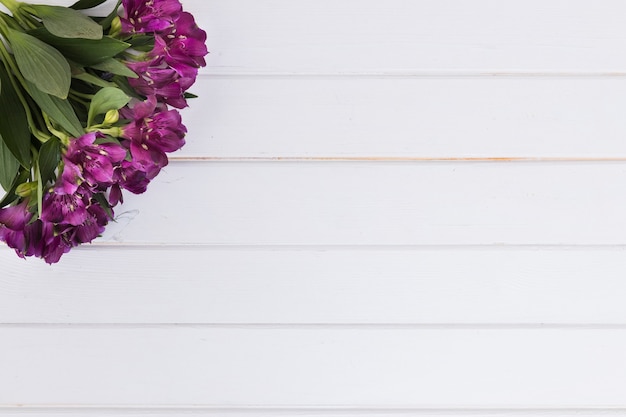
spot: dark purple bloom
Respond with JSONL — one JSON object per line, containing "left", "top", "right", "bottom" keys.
{"left": 41, "top": 187, "right": 91, "bottom": 227}
{"left": 123, "top": 6, "right": 208, "bottom": 108}
{"left": 114, "top": 158, "right": 161, "bottom": 195}
{"left": 37, "top": 222, "right": 73, "bottom": 264}
{"left": 0, "top": 200, "right": 74, "bottom": 264}
{"left": 0, "top": 200, "right": 32, "bottom": 257}
{"left": 118, "top": 96, "right": 185, "bottom": 180}
{"left": 121, "top": 0, "right": 182, "bottom": 34}
{"left": 71, "top": 202, "right": 110, "bottom": 244}
{"left": 126, "top": 58, "right": 194, "bottom": 108}
{"left": 0, "top": 199, "right": 32, "bottom": 231}
{"left": 122, "top": 95, "right": 187, "bottom": 154}
{"left": 62, "top": 133, "right": 127, "bottom": 193}
{"left": 152, "top": 12, "right": 208, "bottom": 74}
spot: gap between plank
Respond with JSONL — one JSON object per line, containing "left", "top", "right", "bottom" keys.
{"left": 200, "top": 71, "right": 626, "bottom": 79}
{"left": 4, "top": 323, "right": 626, "bottom": 330}
{"left": 68, "top": 243, "right": 626, "bottom": 250}
{"left": 168, "top": 156, "right": 626, "bottom": 163}
{"left": 3, "top": 405, "right": 626, "bottom": 415}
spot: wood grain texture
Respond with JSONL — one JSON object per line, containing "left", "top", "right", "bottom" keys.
{"left": 2, "top": 327, "right": 626, "bottom": 406}
{"left": 3, "top": 247, "right": 626, "bottom": 324}
{"left": 198, "top": 0, "right": 626, "bottom": 73}
{"left": 181, "top": 76, "right": 626, "bottom": 158}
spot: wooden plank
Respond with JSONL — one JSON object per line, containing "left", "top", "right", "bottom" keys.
{"left": 0, "top": 407, "right": 624, "bottom": 417}
{"left": 196, "top": 0, "right": 626, "bottom": 73}
{"left": 181, "top": 77, "right": 626, "bottom": 158}
{"left": 75, "top": 162, "right": 626, "bottom": 245}
{"left": 3, "top": 247, "right": 626, "bottom": 324}
{"left": 2, "top": 327, "right": 626, "bottom": 406}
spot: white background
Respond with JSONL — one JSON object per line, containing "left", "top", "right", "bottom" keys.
{"left": 3, "top": 0, "right": 626, "bottom": 415}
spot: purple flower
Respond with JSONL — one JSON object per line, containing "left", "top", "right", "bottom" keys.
{"left": 0, "top": 199, "right": 32, "bottom": 231}
{"left": 122, "top": 95, "right": 187, "bottom": 154}
{"left": 121, "top": 0, "right": 182, "bottom": 34}
{"left": 119, "top": 96, "right": 186, "bottom": 177}
{"left": 61, "top": 133, "right": 127, "bottom": 194}
{"left": 0, "top": 200, "right": 33, "bottom": 256}
{"left": 123, "top": 7, "right": 208, "bottom": 108}
{"left": 153, "top": 12, "right": 208, "bottom": 75}
{"left": 37, "top": 222, "right": 73, "bottom": 264}
{"left": 0, "top": 200, "right": 74, "bottom": 264}
{"left": 41, "top": 186, "right": 91, "bottom": 227}
{"left": 71, "top": 202, "right": 110, "bottom": 245}
{"left": 114, "top": 159, "right": 159, "bottom": 195}
{"left": 126, "top": 58, "right": 194, "bottom": 108}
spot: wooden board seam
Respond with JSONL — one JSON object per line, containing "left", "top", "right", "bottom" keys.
{"left": 168, "top": 156, "right": 626, "bottom": 163}
{"left": 200, "top": 71, "right": 626, "bottom": 79}
{"left": 4, "top": 323, "right": 626, "bottom": 329}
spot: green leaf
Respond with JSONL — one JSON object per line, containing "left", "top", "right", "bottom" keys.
{"left": 70, "top": 0, "right": 108, "bottom": 10}
{"left": 38, "top": 138, "right": 61, "bottom": 187}
{"left": 25, "top": 5, "right": 102, "bottom": 40}
{"left": 0, "top": 169, "right": 29, "bottom": 209}
{"left": 112, "top": 75, "right": 143, "bottom": 99}
{"left": 92, "top": 192, "right": 114, "bottom": 219}
{"left": 88, "top": 87, "right": 130, "bottom": 127}
{"left": 0, "top": 134, "right": 20, "bottom": 192}
{"left": 25, "top": 80, "right": 84, "bottom": 138}
{"left": 127, "top": 35, "right": 155, "bottom": 52}
{"left": 73, "top": 71, "right": 115, "bottom": 89}
{"left": 7, "top": 29, "right": 71, "bottom": 99}
{"left": 28, "top": 28, "right": 130, "bottom": 66}
{"left": 184, "top": 92, "right": 198, "bottom": 99}
{"left": 91, "top": 58, "right": 138, "bottom": 78}
{"left": 0, "top": 64, "right": 31, "bottom": 168}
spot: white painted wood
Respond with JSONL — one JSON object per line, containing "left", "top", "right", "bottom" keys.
{"left": 26, "top": 0, "right": 626, "bottom": 74}
{"left": 182, "top": 76, "right": 626, "bottom": 158}
{"left": 2, "top": 408, "right": 625, "bottom": 417}
{"left": 92, "top": 162, "right": 626, "bottom": 245}
{"left": 1, "top": 327, "right": 626, "bottom": 406}
{"left": 2, "top": 0, "right": 625, "bottom": 413}
{"left": 3, "top": 247, "right": 626, "bottom": 324}
{"left": 0, "top": 408, "right": 624, "bottom": 417}
{"left": 197, "top": 0, "right": 626, "bottom": 73}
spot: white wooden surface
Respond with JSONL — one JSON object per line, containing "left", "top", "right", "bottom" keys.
{"left": 3, "top": 0, "right": 626, "bottom": 415}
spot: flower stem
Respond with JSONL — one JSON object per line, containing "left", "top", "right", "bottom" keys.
{"left": 0, "top": 45, "right": 50, "bottom": 143}
{"left": 42, "top": 113, "right": 68, "bottom": 143}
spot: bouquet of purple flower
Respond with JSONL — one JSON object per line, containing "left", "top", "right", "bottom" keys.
{"left": 0, "top": 0, "right": 207, "bottom": 263}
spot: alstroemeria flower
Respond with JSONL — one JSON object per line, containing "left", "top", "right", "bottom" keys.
{"left": 0, "top": 201, "right": 73, "bottom": 264}
{"left": 122, "top": 96, "right": 187, "bottom": 153}
{"left": 62, "top": 133, "right": 127, "bottom": 193}
{"left": 126, "top": 58, "right": 194, "bottom": 108}
{"left": 114, "top": 159, "right": 161, "bottom": 195}
{"left": 119, "top": 95, "right": 186, "bottom": 176}
{"left": 0, "top": 199, "right": 32, "bottom": 231}
{"left": 40, "top": 186, "right": 91, "bottom": 227}
{"left": 70, "top": 202, "right": 111, "bottom": 245}
{"left": 121, "top": 0, "right": 182, "bottom": 34}
{"left": 0, "top": 200, "right": 33, "bottom": 257}
{"left": 37, "top": 222, "right": 73, "bottom": 264}
{"left": 152, "top": 12, "right": 207, "bottom": 74}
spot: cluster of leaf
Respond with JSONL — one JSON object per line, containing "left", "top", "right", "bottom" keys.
{"left": 0, "top": 0, "right": 150, "bottom": 214}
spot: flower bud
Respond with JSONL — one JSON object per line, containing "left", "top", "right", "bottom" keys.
{"left": 16, "top": 182, "right": 37, "bottom": 198}
{"left": 104, "top": 109, "right": 120, "bottom": 125}
{"left": 110, "top": 16, "right": 122, "bottom": 37}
